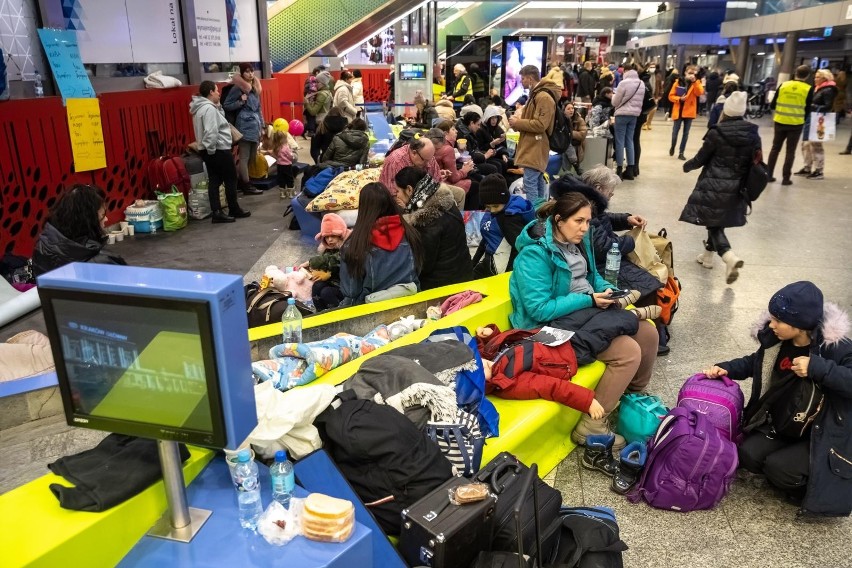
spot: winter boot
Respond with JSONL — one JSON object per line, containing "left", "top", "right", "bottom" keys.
{"left": 611, "top": 441, "right": 647, "bottom": 494}
{"left": 572, "top": 415, "right": 626, "bottom": 454}
{"left": 722, "top": 251, "right": 744, "bottom": 284}
{"left": 622, "top": 166, "right": 635, "bottom": 181}
{"left": 657, "top": 322, "right": 671, "bottom": 356}
{"left": 696, "top": 249, "right": 714, "bottom": 269}
{"left": 632, "top": 165, "right": 640, "bottom": 177}
{"left": 616, "top": 165, "right": 623, "bottom": 178}
{"left": 582, "top": 434, "right": 620, "bottom": 476}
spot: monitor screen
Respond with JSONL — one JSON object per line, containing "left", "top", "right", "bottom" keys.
{"left": 41, "top": 290, "right": 226, "bottom": 448}
{"left": 501, "top": 36, "right": 548, "bottom": 106}
{"left": 446, "top": 36, "right": 491, "bottom": 100}
{"left": 398, "top": 63, "right": 427, "bottom": 81}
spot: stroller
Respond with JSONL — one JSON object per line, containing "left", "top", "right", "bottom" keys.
{"left": 745, "top": 79, "right": 770, "bottom": 119}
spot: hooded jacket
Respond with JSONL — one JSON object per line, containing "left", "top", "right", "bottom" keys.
{"left": 667, "top": 76, "right": 704, "bottom": 120}
{"left": 435, "top": 99, "right": 457, "bottom": 123}
{"left": 339, "top": 215, "right": 419, "bottom": 306}
{"left": 513, "top": 78, "right": 562, "bottom": 173}
{"left": 612, "top": 70, "right": 646, "bottom": 117}
{"left": 189, "top": 95, "right": 232, "bottom": 154}
{"left": 717, "top": 304, "right": 852, "bottom": 517}
{"left": 222, "top": 75, "right": 264, "bottom": 143}
{"left": 403, "top": 187, "right": 472, "bottom": 290}
{"left": 705, "top": 71, "right": 722, "bottom": 103}
{"left": 333, "top": 81, "right": 358, "bottom": 122}
{"left": 679, "top": 116, "right": 761, "bottom": 228}
{"left": 472, "top": 195, "right": 534, "bottom": 277}
{"left": 577, "top": 68, "right": 595, "bottom": 99}
{"left": 549, "top": 177, "right": 662, "bottom": 298}
{"left": 509, "top": 218, "right": 611, "bottom": 330}
{"left": 588, "top": 94, "right": 614, "bottom": 135}
{"left": 475, "top": 105, "right": 507, "bottom": 153}
{"left": 320, "top": 129, "right": 370, "bottom": 168}
{"left": 32, "top": 223, "right": 126, "bottom": 277}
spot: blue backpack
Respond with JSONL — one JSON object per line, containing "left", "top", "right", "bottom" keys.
{"left": 303, "top": 166, "right": 341, "bottom": 198}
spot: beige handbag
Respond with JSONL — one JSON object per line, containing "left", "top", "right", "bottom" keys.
{"left": 229, "top": 124, "right": 244, "bottom": 144}
{"left": 626, "top": 227, "right": 668, "bottom": 284}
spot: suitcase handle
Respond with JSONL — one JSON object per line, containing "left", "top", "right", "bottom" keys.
{"left": 488, "top": 461, "right": 522, "bottom": 494}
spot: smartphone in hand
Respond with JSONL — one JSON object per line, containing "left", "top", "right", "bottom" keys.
{"left": 607, "top": 289, "right": 632, "bottom": 299}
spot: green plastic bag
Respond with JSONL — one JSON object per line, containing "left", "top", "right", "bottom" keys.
{"left": 156, "top": 186, "right": 188, "bottom": 231}
{"left": 617, "top": 393, "right": 668, "bottom": 444}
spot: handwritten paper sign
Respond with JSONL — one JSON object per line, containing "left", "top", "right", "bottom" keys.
{"left": 66, "top": 98, "right": 107, "bottom": 172}
{"left": 37, "top": 29, "right": 95, "bottom": 103}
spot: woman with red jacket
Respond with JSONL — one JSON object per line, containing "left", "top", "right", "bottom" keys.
{"left": 668, "top": 65, "right": 705, "bottom": 160}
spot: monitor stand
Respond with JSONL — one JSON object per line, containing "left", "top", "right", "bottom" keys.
{"left": 147, "top": 440, "right": 212, "bottom": 543}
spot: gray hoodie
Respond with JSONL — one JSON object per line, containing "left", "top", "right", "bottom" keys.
{"left": 189, "top": 95, "right": 232, "bottom": 154}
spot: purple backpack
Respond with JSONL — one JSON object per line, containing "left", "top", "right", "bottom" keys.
{"left": 677, "top": 373, "right": 744, "bottom": 443}
{"left": 628, "top": 407, "right": 738, "bottom": 512}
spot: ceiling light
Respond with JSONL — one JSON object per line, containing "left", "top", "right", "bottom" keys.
{"left": 757, "top": 52, "right": 765, "bottom": 55}
{"left": 557, "top": 35, "right": 565, "bottom": 44}
{"left": 516, "top": 27, "right": 605, "bottom": 33}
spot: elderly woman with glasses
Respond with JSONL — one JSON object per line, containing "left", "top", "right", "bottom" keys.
{"left": 32, "top": 184, "right": 127, "bottom": 277}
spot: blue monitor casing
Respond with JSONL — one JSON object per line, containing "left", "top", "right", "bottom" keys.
{"left": 37, "top": 263, "right": 256, "bottom": 450}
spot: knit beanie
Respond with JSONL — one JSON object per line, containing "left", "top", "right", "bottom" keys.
{"left": 768, "top": 281, "right": 824, "bottom": 331}
{"left": 316, "top": 71, "right": 332, "bottom": 87}
{"left": 723, "top": 91, "right": 747, "bottom": 118}
{"left": 315, "top": 213, "right": 351, "bottom": 242}
{"left": 239, "top": 62, "right": 254, "bottom": 75}
{"left": 478, "top": 174, "right": 510, "bottom": 206}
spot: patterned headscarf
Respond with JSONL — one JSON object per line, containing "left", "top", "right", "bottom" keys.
{"left": 404, "top": 174, "right": 441, "bottom": 213}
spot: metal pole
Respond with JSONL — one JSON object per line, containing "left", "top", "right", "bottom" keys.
{"left": 159, "top": 440, "right": 191, "bottom": 529}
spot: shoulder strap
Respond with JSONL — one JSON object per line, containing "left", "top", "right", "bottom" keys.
{"left": 615, "top": 83, "right": 642, "bottom": 111}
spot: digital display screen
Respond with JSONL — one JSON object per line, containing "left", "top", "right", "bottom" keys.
{"left": 502, "top": 37, "right": 547, "bottom": 106}
{"left": 399, "top": 63, "right": 427, "bottom": 81}
{"left": 446, "top": 36, "right": 491, "bottom": 101}
{"left": 47, "top": 296, "right": 220, "bottom": 443}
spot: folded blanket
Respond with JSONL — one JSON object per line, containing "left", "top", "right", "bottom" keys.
{"left": 144, "top": 70, "right": 182, "bottom": 89}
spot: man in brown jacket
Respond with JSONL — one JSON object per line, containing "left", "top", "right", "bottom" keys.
{"left": 508, "top": 65, "right": 561, "bottom": 203}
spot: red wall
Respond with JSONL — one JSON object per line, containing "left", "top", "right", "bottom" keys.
{"left": 0, "top": 79, "right": 280, "bottom": 257}
{"left": 273, "top": 68, "right": 391, "bottom": 122}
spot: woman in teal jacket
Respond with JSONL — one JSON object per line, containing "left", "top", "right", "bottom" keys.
{"left": 509, "top": 192, "right": 659, "bottom": 452}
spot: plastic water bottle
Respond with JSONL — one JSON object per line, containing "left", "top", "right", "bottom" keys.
{"left": 234, "top": 449, "right": 262, "bottom": 530}
{"left": 605, "top": 242, "right": 621, "bottom": 287}
{"left": 269, "top": 450, "right": 295, "bottom": 508}
{"left": 33, "top": 71, "right": 44, "bottom": 98}
{"left": 281, "top": 298, "right": 302, "bottom": 344}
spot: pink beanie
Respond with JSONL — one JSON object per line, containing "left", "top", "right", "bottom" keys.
{"left": 315, "top": 213, "right": 352, "bottom": 242}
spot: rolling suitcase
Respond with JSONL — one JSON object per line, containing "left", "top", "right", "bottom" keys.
{"left": 399, "top": 476, "right": 496, "bottom": 568}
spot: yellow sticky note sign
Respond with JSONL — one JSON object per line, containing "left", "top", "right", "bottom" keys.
{"left": 66, "top": 97, "right": 107, "bottom": 172}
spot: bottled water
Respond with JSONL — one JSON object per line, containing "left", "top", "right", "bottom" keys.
{"left": 605, "top": 242, "right": 621, "bottom": 287}
{"left": 270, "top": 450, "right": 295, "bottom": 508}
{"left": 281, "top": 298, "right": 302, "bottom": 344}
{"left": 34, "top": 71, "right": 44, "bottom": 98}
{"left": 234, "top": 449, "right": 262, "bottom": 530}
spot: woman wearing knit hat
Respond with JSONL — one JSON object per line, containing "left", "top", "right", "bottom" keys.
{"left": 679, "top": 90, "right": 759, "bottom": 284}
{"left": 223, "top": 63, "right": 265, "bottom": 195}
{"left": 704, "top": 281, "right": 852, "bottom": 517}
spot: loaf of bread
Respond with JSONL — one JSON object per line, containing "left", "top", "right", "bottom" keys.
{"left": 302, "top": 493, "right": 356, "bottom": 543}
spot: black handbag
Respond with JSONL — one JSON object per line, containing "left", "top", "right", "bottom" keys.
{"left": 744, "top": 149, "right": 769, "bottom": 202}
{"left": 762, "top": 372, "right": 824, "bottom": 439}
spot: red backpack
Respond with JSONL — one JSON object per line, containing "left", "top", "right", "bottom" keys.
{"left": 147, "top": 156, "right": 190, "bottom": 198}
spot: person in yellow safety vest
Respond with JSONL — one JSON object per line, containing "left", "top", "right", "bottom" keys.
{"left": 452, "top": 63, "right": 474, "bottom": 103}
{"left": 767, "top": 65, "right": 813, "bottom": 186}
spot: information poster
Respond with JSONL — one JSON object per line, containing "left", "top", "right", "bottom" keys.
{"left": 66, "top": 98, "right": 107, "bottom": 172}
{"left": 194, "top": 0, "right": 230, "bottom": 61}
{"left": 37, "top": 29, "right": 95, "bottom": 102}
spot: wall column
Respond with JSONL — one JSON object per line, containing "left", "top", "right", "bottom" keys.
{"left": 777, "top": 31, "right": 798, "bottom": 84}
{"left": 675, "top": 45, "right": 686, "bottom": 71}
{"left": 179, "top": 0, "right": 203, "bottom": 85}
{"left": 734, "top": 36, "right": 749, "bottom": 80}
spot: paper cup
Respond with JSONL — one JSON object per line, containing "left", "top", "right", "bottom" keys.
{"left": 112, "top": 231, "right": 124, "bottom": 242}
{"left": 127, "top": 225, "right": 135, "bottom": 236}
{"left": 107, "top": 234, "right": 116, "bottom": 245}
{"left": 457, "top": 138, "right": 467, "bottom": 151}
{"left": 120, "top": 221, "right": 129, "bottom": 232}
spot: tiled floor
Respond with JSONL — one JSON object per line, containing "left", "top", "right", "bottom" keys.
{"left": 2, "top": 114, "right": 850, "bottom": 567}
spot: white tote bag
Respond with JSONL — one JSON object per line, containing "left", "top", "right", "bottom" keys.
{"left": 808, "top": 112, "right": 836, "bottom": 142}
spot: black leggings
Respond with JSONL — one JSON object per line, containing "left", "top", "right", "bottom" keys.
{"left": 704, "top": 227, "right": 731, "bottom": 257}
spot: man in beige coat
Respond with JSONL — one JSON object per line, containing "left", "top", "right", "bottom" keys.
{"left": 508, "top": 65, "right": 561, "bottom": 203}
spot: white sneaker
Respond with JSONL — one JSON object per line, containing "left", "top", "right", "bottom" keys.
{"left": 696, "top": 250, "right": 714, "bottom": 269}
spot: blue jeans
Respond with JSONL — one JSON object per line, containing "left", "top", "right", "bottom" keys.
{"left": 523, "top": 167, "right": 547, "bottom": 203}
{"left": 614, "top": 115, "right": 637, "bottom": 167}
{"left": 671, "top": 118, "right": 693, "bottom": 154}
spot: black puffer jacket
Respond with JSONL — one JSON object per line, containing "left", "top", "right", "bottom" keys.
{"left": 320, "top": 129, "right": 370, "bottom": 168}
{"left": 551, "top": 176, "right": 663, "bottom": 299}
{"left": 32, "top": 223, "right": 126, "bottom": 277}
{"left": 718, "top": 305, "right": 852, "bottom": 518}
{"left": 679, "top": 117, "right": 760, "bottom": 228}
{"left": 404, "top": 187, "right": 472, "bottom": 290}
{"left": 811, "top": 83, "right": 838, "bottom": 113}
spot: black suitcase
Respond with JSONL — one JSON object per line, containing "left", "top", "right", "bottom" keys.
{"left": 399, "top": 476, "right": 497, "bottom": 568}
{"left": 473, "top": 452, "right": 562, "bottom": 557}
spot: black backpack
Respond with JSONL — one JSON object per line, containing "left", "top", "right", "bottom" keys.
{"left": 219, "top": 84, "right": 239, "bottom": 125}
{"left": 546, "top": 91, "right": 571, "bottom": 154}
{"left": 313, "top": 391, "right": 454, "bottom": 535}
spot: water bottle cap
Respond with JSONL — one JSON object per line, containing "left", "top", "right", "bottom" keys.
{"left": 237, "top": 449, "right": 251, "bottom": 462}
{"left": 287, "top": 298, "right": 295, "bottom": 305}
{"left": 275, "top": 450, "right": 287, "bottom": 462}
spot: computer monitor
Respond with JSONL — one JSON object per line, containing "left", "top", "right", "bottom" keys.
{"left": 398, "top": 63, "right": 427, "bottom": 81}
{"left": 38, "top": 263, "right": 257, "bottom": 542}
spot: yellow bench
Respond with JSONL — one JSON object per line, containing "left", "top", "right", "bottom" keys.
{"left": 1, "top": 274, "right": 603, "bottom": 566}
